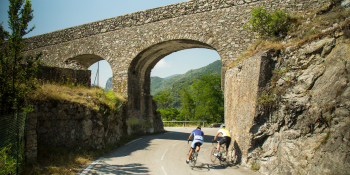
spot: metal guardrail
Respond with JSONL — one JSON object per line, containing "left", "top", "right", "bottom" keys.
{"left": 162, "top": 121, "right": 207, "bottom": 127}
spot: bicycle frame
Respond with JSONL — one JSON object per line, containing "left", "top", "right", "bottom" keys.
{"left": 188, "top": 140, "right": 198, "bottom": 169}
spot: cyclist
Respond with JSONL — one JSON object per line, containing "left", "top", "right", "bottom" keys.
{"left": 186, "top": 125, "right": 204, "bottom": 164}
{"left": 213, "top": 124, "right": 231, "bottom": 159}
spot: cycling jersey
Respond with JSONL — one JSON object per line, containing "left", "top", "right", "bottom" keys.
{"left": 218, "top": 128, "right": 231, "bottom": 137}
{"left": 190, "top": 129, "right": 204, "bottom": 149}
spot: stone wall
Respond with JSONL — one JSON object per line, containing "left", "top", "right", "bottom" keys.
{"left": 224, "top": 49, "right": 273, "bottom": 163}
{"left": 224, "top": 20, "right": 350, "bottom": 174}
{"left": 25, "top": 98, "right": 164, "bottom": 163}
{"left": 25, "top": 100, "right": 127, "bottom": 163}
{"left": 39, "top": 66, "right": 91, "bottom": 87}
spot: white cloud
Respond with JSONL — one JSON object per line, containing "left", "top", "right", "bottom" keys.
{"left": 154, "top": 59, "right": 171, "bottom": 69}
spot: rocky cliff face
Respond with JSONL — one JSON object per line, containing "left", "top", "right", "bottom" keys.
{"left": 248, "top": 26, "right": 350, "bottom": 174}
{"left": 225, "top": 19, "right": 350, "bottom": 174}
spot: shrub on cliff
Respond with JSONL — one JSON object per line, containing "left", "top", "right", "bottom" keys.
{"left": 245, "top": 7, "right": 293, "bottom": 38}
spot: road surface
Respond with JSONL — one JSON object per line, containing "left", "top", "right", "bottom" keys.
{"left": 80, "top": 127, "right": 261, "bottom": 175}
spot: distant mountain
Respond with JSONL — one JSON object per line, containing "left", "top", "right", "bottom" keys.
{"left": 164, "top": 74, "right": 181, "bottom": 79}
{"left": 105, "top": 77, "right": 113, "bottom": 91}
{"left": 105, "top": 60, "right": 223, "bottom": 94}
{"left": 151, "top": 60, "right": 222, "bottom": 95}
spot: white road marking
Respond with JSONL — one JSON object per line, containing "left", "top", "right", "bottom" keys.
{"left": 172, "top": 141, "right": 181, "bottom": 147}
{"left": 125, "top": 138, "right": 142, "bottom": 145}
{"left": 162, "top": 166, "right": 168, "bottom": 175}
{"left": 161, "top": 149, "right": 168, "bottom": 160}
{"left": 80, "top": 157, "right": 104, "bottom": 175}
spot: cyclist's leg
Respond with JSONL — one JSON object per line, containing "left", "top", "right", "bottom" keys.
{"left": 225, "top": 137, "right": 231, "bottom": 157}
{"left": 218, "top": 137, "right": 226, "bottom": 152}
{"left": 216, "top": 142, "right": 221, "bottom": 152}
{"left": 188, "top": 148, "right": 194, "bottom": 160}
{"left": 188, "top": 141, "right": 196, "bottom": 160}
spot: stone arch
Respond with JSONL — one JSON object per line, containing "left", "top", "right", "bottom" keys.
{"left": 127, "top": 39, "right": 219, "bottom": 130}
{"left": 64, "top": 54, "right": 105, "bottom": 69}
{"left": 66, "top": 54, "right": 113, "bottom": 88}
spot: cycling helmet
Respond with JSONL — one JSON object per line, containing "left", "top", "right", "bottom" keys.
{"left": 197, "top": 125, "right": 201, "bottom": 129}
{"left": 220, "top": 124, "right": 225, "bottom": 128}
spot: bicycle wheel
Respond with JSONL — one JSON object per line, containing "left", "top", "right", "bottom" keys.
{"left": 219, "top": 150, "right": 225, "bottom": 165}
{"left": 189, "top": 152, "right": 193, "bottom": 168}
{"left": 210, "top": 147, "right": 217, "bottom": 163}
{"left": 230, "top": 148, "right": 237, "bottom": 164}
{"left": 191, "top": 152, "right": 197, "bottom": 168}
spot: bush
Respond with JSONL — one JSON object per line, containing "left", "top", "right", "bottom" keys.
{"left": 0, "top": 145, "right": 17, "bottom": 175}
{"left": 245, "top": 7, "right": 292, "bottom": 37}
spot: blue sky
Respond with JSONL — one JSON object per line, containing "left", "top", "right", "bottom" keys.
{"left": 0, "top": 0, "right": 221, "bottom": 88}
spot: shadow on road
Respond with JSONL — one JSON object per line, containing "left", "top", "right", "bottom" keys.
{"left": 81, "top": 127, "right": 231, "bottom": 174}
{"left": 88, "top": 163, "right": 149, "bottom": 174}
{"left": 103, "top": 128, "right": 218, "bottom": 159}
{"left": 190, "top": 162, "right": 240, "bottom": 172}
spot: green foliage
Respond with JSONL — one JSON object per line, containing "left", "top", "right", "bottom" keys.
{"left": 153, "top": 72, "right": 224, "bottom": 124}
{"left": 190, "top": 73, "right": 224, "bottom": 123}
{"left": 245, "top": 7, "right": 292, "bottom": 37}
{"left": 180, "top": 88, "right": 195, "bottom": 121}
{"left": 250, "top": 160, "right": 260, "bottom": 170}
{"left": 105, "top": 90, "right": 123, "bottom": 111}
{"left": 257, "top": 93, "right": 276, "bottom": 104}
{"left": 0, "top": 144, "right": 17, "bottom": 175}
{"left": 159, "top": 108, "right": 180, "bottom": 121}
{"left": 154, "top": 90, "right": 172, "bottom": 110}
{"left": 0, "top": 0, "right": 42, "bottom": 115}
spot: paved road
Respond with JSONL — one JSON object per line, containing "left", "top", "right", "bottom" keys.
{"left": 81, "top": 127, "right": 261, "bottom": 175}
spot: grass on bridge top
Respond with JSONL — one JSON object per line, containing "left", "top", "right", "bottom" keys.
{"left": 28, "top": 83, "right": 125, "bottom": 111}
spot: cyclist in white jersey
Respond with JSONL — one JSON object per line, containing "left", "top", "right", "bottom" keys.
{"left": 213, "top": 124, "right": 231, "bottom": 159}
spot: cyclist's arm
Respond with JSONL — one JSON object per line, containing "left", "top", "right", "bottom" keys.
{"left": 188, "top": 134, "right": 193, "bottom": 140}
{"left": 214, "top": 132, "right": 220, "bottom": 141}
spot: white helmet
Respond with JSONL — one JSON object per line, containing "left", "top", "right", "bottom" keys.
{"left": 220, "top": 124, "right": 225, "bottom": 128}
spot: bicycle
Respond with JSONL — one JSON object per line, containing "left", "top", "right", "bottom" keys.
{"left": 187, "top": 140, "right": 198, "bottom": 169}
{"left": 210, "top": 140, "right": 238, "bottom": 165}
{"left": 210, "top": 140, "right": 227, "bottom": 165}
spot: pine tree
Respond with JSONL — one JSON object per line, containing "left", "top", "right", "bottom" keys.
{"left": 0, "top": 0, "right": 42, "bottom": 115}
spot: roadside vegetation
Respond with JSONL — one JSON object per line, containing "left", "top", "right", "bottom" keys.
{"left": 1, "top": 0, "right": 42, "bottom": 174}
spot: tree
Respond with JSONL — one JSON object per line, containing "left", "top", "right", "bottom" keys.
{"left": 153, "top": 90, "right": 172, "bottom": 110}
{"left": 159, "top": 108, "right": 180, "bottom": 121}
{"left": 180, "top": 88, "right": 195, "bottom": 121}
{"left": 191, "top": 73, "right": 224, "bottom": 123}
{"left": 0, "top": 0, "right": 42, "bottom": 115}
{"left": 244, "top": 7, "right": 291, "bottom": 38}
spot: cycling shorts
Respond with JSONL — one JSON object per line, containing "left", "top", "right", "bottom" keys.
{"left": 219, "top": 136, "right": 231, "bottom": 148}
{"left": 191, "top": 140, "right": 202, "bottom": 149}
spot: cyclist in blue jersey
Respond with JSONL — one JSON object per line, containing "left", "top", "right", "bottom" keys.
{"left": 213, "top": 124, "right": 231, "bottom": 159}
{"left": 186, "top": 125, "right": 204, "bottom": 164}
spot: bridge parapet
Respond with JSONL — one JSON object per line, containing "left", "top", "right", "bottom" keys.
{"left": 23, "top": 0, "right": 324, "bottom": 51}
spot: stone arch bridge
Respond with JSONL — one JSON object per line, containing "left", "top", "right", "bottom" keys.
{"left": 23, "top": 0, "right": 325, "bottom": 133}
